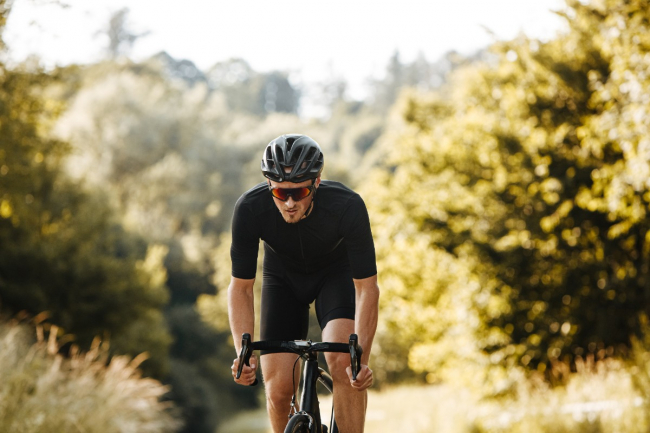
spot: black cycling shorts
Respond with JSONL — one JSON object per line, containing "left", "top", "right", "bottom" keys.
{"left": 260, "top": 257, "right": 356, "bottom": 353}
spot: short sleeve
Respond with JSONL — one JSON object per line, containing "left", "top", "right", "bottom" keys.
{"left": 339, "top": 194, "right": 377, "bottom": 279}
{"left": 230, "top": 197, "right": 260, "bottom": 279}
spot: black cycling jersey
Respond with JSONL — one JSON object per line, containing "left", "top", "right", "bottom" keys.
{"left": 230, "top": 180, "right": 377, "bottom": 280}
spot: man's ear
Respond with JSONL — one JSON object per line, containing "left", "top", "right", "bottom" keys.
{"left": 315, "top": 176, "right": 321, "bottom": 188}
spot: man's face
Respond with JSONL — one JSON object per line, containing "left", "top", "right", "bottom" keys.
{"left": 269, "top": 176, "right": 320, "bottom": 224}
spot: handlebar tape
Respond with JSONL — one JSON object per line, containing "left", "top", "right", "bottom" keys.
{"left": 349, "top": 334, "right": 362, "bottom": 380}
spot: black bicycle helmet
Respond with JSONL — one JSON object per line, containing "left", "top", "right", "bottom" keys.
{"left": 261, "top": 134, "right": 324, "bottom": 182}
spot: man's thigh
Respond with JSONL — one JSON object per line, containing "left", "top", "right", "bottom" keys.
{"left": 322, "top": 318, "right": 355, "bottom": 342}
{"left": 314, "top": 265, "right": 355, "bottom": 330}
{"left": 260, "top": 271, "right": 309, "bottom": 343}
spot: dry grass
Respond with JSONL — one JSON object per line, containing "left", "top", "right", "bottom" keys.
{"left": 218, "top": 356, "right": 650, "bottom": 433}
{"left": 0, "top": 320, "right": 181, "bottom": 433}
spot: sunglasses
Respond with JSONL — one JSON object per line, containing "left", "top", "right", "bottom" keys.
{"left": 269, "top": 185, "right": 315, "bottom": 201}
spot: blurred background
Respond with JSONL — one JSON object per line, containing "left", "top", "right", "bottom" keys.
{"left": 1, "top": 0, "right": 650, "bottom": 432}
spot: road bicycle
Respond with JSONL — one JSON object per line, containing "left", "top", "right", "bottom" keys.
{"left": 236, "top": 333, "right": 362, "bottom": 433}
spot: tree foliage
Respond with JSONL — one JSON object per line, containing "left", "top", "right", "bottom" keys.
{"left": 51, "top": 57, "right": 288, "bottom": 432}
{"left": 364, "top": 0, "right": 650, "bottom": 386}
{"left": 0, "top": 3, "right": 170, "bottom": 376}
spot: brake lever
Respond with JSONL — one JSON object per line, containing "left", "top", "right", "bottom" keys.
{"left": 349, "top": 334, "right": 362, "bottom": 380}
{"left": 236, "top": 333, "right": 258, "bottom": 387}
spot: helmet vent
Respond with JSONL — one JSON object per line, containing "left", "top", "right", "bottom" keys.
{"left": 286, "top": 137, "right": 296, "bottom": 152}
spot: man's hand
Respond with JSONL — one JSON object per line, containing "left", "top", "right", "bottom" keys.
{"left": 346, "top": 364, "right": 373, "bottom": 391}
{"left": 231, "top": 354, "right": 258, "bottom": 386}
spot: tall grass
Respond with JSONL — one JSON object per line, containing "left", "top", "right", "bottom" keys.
{"left": 0, "top": 320, "right": 181, "bottom": 433}
{"left": 471, "top": 356, "right": 647, "bottom": 433}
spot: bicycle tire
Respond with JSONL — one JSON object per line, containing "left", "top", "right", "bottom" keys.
{"left": 285, "top": 414, "right": 312, "bottom": 433}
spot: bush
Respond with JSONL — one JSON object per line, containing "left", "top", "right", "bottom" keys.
{"left": 0, "top": 320, "right": 181, "bottom": 433}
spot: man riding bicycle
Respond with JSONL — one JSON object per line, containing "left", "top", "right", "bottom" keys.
{"left": 229, "top": 134, "right": 379, "bottom": 433}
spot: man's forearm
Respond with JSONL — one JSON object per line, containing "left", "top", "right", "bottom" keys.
{"left": 228, "top": 278, "right": 256, "bottom": 353}
{"left": 354, "top": 277, "right": 380, "bottom": 366}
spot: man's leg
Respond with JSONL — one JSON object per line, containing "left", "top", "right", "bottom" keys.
{"left": 259, "top": 266, "right": 310, "bottom": 433}
{"left": 261, "top": 353, "right": 302, "bottom": 433}
{"left": 322, "top": 318, "right": 367, "bottom": 433}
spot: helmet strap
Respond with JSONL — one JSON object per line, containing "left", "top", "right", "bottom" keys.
{"left": 302, "top": 179, "right": 317, "bottom": 219}
{"left": 303, "top": 200, "right": 314, "bottom": 219}
{"left": 311, "top": 178, "right": 319, "bottom": 199}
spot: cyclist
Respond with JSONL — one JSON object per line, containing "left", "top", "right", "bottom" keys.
{"left": 229, "top": 134, "right": 379, "bottom": 433}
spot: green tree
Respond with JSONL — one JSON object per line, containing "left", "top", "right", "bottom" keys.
{"left": 0, "top": 1, "right": 171, "bottom": 376}
{"left": 364, "top": 0, "right": 650, "bottom": 386}
{"left": 52, "top": 57, "right": 267, "bottom": 432}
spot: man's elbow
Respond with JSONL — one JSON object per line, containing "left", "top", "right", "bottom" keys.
{"left": 367, "top": 281, "right": 380, "bottom": 298}
{"left": 228, "top": 277, "right": 255, "bottom": 296}
{"left": 370, "top": 283, "right": 380, "bottom": 303}
{"left": 354, "top": 275, "right": 380, "bottom": 299}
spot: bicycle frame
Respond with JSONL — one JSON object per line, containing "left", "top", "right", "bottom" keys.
{"left": 296, "top": 351, "right": 328, "bottom": 432}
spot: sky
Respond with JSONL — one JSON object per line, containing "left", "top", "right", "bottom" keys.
{"left": 5, "top": 0, "right": 567, "bottom": 100}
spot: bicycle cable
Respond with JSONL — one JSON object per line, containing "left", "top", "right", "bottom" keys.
{"left": 289, "top": 354, "right": 302, "bottom": 418}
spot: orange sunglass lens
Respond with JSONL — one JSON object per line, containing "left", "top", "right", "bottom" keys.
{"left": 272, "top": 187, "right": 311, "bottom": 201}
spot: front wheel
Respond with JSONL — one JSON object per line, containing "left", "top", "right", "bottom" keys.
{"left": 285, "top": 413, "right": 312, "bottom": 433}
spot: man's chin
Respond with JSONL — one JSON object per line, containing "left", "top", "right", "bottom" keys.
{"left": 282, "top": 210, "right": 302, "bottom": 223}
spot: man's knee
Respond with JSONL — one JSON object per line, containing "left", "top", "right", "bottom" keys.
{"left": 264, "top": 376, "right": 295, "bottom": 410}
{"left": 325, "top": 353, "right": 350, "bottom": 383}
{"left": 262, "top": 356, "right": 297, "bottom": 411}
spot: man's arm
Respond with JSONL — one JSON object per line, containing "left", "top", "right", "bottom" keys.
{"left": 228, "top": 276, "right": 256, "bottom": 351}
{"left": 347, "top": 274, "right": 379, "bottom": 391}
{"left": 353, "top": 274, "right": 380, "bottom": 365}
{"left": 228, "top": 276, "right": 257, "bottom": 385}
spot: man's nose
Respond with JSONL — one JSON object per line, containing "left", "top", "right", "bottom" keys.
{"left": 286, "top": 197, "right": 296, "bottom": 207}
